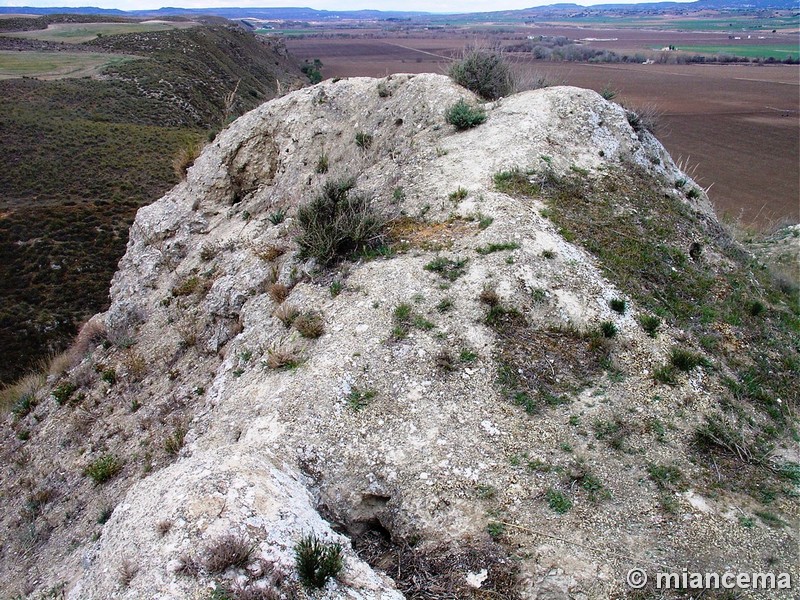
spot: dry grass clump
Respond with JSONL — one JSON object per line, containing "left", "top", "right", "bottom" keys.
{"left": 73, "top": 318, "right": 107, "bottom": 356}
{"left": 118, "top": 558, "right": 139, "bottom": 587}
{"left": 203, "top": 533, "right": 254, "bottom": 573}
{"left": 265, "top": 344, "right": 303, "bottom": 370}
{"left": 273, "top": 303, "right": 299, "bottom": 327}
{"left": 122, "top": 350, "right": 148, "bottom": 382}
{"left": 256, "top": 244, "right": 286, "bottom": 262}
{"left": 268, "top": 282, "right": 290, "bottom": 304}
{"left": 479, "top": 286, "right": 500, "bottom": 307}
{"left": 172, "top": 139, "right": 203, "bottom": 180}
{"left": 293, "top": 311, "right": 325, "bottom": 339}
{"left": 1, "top": 370, "right": 46, "bottom": 414}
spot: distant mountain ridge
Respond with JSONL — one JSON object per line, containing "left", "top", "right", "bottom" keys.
{"left": 1, "top": 0, "right": 798, "bottom": 20}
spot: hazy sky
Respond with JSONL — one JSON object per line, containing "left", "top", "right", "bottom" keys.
{"left": 0, "top": 0, "right": 682, "bottom": 13}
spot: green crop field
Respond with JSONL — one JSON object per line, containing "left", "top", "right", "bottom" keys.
{"left": 1, "top": 20, "right": 197, "bottom": 43}
{"left": 539, "top": 15, "right": 800, "bottom": 32}
{"left": 0, "top": 50, "right": 138, "bottom": 79}
{"left": 677, "top": 44, "right": 799, "bottom": 59}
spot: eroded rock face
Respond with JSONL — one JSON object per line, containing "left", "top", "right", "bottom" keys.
{"left": 4, "top": 74, "right": 796, "bottom": 599}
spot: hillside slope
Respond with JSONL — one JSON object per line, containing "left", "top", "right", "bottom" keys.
{"left": 0, "top": 22, "right": 305, "bottom": 385}
{"left": 1, "top": 74, "right": 797, "bottom": 599}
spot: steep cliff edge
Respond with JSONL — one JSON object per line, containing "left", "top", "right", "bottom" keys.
{"left": 2, "top": 74, "right": 797, "bottom": 599}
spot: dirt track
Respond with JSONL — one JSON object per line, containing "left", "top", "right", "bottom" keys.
{"left": 287, "top": 35, "right": 799, "bottom": 228}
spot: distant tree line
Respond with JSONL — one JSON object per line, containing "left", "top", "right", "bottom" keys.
{"left": 506, "top": 36, "right": 799, "bottom": 65}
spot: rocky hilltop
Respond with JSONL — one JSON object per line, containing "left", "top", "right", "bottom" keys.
{"left": 1, "top": 74, "right": 797, "bottom": 599}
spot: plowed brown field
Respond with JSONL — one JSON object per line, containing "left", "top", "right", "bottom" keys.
{"left": 287, "top": 33, "right": 799, "bottom": 228}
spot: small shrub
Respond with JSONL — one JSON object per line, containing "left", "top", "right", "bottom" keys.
{"left": 200, "top": 242, "right": 219, "bottom": 261}
{"left": 599, "top": 321, "right": 617, "bottom": 338}
{"left": 316, "top": 152, "right": 329, "bottom": 174}
{"left": 157, "top": 520, "right": 173, "bottom": 536}
{"left": 541, "top": 249, "right": 555, "bottom": 259}
{"left": 486, "top": 521, "right": 506, "bottom": 539}
{"left": 445, "top": 99, "right": 486, "bottom": 130}
{"left": 257, "top": 244, "right": 285, "bottom": 262}
{"left": 653, "top": 364, "right": 678, "bottom": 385}
{"left": 449, "top": 187, "right": 468, "bottom": 201}
{"left": 101, "top": 368, "right": 117, "bottom": 386}
{"left": 329, "top": 280, "right": 344, "bottom": 297}
{"left": 347, "top": 387, "right": 376, "bottom": 410}
{"left": 748, "top": 300, "right": 766, "bottom": 317}
{"left": 593, "top": 417, "right": 630, "bottom": 451}
{"left": 164, "top": 424, "right": 187, "bottom": 455}
{"left": 436, "top": 298, "right": 454, "bottom": 312}
{"left": 599, "top": 84, "right": 617, "bottom": 101}
{"left": 484, "top": 304, "right": 521, "bottom": 328}
{"left": 296, "top": 177, "right": 386, "bottom": 265}
{"left": 436, "top": 350, "right": 456, "bottom": 372}
{"left": 545, "top": 489, "right": 572, "bottom": 513}
{"left": 11, "top": 393, "right": 36, "bottom": 419}
{"left": 355, "top": 131, "right": 373, "bottom": 149}
{"left": 294, "top": 534, "right": 343, "bottom": 589}
{"left": 294, "top": 311, "right": 325, "bottom": 339}
{"left": 424, "top": 256, "right": 468, "bottom": 281}
{"left": 476, "top": 241, "right": 520, "bottom": 255}
{"left": 494, "top": 168, "right": 538, "bottom": 196}
{"left": 392, "top": 187, "right": 405, "bottom": 202}
{"left": 204, "top": 534, "right": 253, "bottom": 573}
{"left": 640, "top": 314, "right": 661, "bottom": 337}
{"left": 84, "top": 454, "right": 123, "bottom": 485}
{"left": 97, "top": 505, "right": 114, "bottom": 525}
{"left": 669, "top": 347, "right": 706, "bottom": 372}
{"left": 449, "top": 48, "right": 514, "bottom": 100}
{"left": 648, "top": 464, "right": 684, "bottom": 490}
{"left": 172, "top": 275, "right": 205, "bottom": 297}
{"left": 268, "top": 208, "right": 287, "bottom": 225}
{"left": 609, "top": 298, "right": 627, "bottom": 314}
{"left": 686, "top": 187, "right": 701, "bottom": 200}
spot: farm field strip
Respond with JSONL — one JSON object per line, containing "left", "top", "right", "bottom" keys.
{"left": 1, "top": 20, "right": 198, "bottom": 44}
{"left": 0, "top": 50, "right": 139, "bottom": 79}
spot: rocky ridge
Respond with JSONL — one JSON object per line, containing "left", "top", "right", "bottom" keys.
{"left": 1, "top": 73, "right": 797, "bottom": 599}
